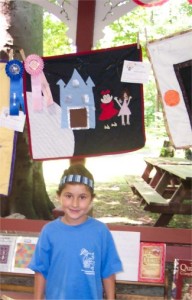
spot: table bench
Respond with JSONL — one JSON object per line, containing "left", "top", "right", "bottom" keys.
{"left": 0, "top": 219, "right": 191, "bottom": 300}
{"left": 126, "top": 176, "right": 169, "bottom": 205}
{"left": 126, "top": 175, "right": 191, "bottom": 211}
{"left": 126, "top": 158, "right": 192, "bottom": 226}
{"left": 142, "top": 157, "right": 192, "bottom": 183}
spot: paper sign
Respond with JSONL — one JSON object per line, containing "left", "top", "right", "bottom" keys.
{"left": 0, "top": 107, "right": 26, "bottom": 132}
{"left": 121, "top": 60, "right": 151, "bottom": 84}
{"left": 111, "top": 231, "right": 140, "bottom": 281}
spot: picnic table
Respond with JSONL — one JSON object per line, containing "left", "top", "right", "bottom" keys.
{"left": 126, "top": 157, "right": 192, "bottom": 227}
{"left": 142, "top": 157, "right": 191, "bottom": 184}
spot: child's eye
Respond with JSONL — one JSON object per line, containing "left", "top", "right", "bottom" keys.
{"left": 80, "top": 195, "right": 87, "bottom": 200}
{"left": 65, "top": 193, "right": 72, "bottom": 199}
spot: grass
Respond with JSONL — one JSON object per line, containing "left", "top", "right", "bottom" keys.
{"left": 46, "top": 178, "right": 192, "bottom": 229}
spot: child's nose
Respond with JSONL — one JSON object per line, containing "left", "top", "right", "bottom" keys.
{"left": 72, "top": 197, "right": 79, "bottom": 207}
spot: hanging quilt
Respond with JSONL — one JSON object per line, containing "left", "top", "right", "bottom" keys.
{"left": 147, "top": 30, "right": 192, "bottom": 149}
{"left": 0, "top": 62, "right": 17, "bottom": 196}
{"left": 24, "top": 44, "right": 145, "bottom": 160}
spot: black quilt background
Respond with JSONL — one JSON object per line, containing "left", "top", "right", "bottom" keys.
{"left": 174, "top": 60, "right": 192, "bottom": 128}
{"left": 25, "top": 44, "right": 145, "bottom": 158}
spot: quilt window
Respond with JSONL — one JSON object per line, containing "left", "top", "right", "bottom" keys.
{"left": 69, "top": 107, "right": 88, "bottom": 129}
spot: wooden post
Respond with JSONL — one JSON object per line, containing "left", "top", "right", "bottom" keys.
{"left": 70, "top": 0, "right": 96, "bottom": 166}
{"left": 76, "top": 0, "right": 96, "bottom": 52}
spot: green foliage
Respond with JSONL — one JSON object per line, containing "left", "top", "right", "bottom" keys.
{"left": 43, "top": 13, "right": 73, "bottom": 56}
{"left": 160, "top": 140, "right": 175, "bottom": 157}
{"left": 185, "top": 149, "right": 192, "bottom": 160}
{"left": 97, "top": 0, "right": 191, "bottom": 49}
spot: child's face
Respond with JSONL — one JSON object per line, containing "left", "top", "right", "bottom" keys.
{"left": 101, "top": 94, "right": 112, "bottom": 103}
{"left": 58, "top": 183, "right": 93, "bottom": 225}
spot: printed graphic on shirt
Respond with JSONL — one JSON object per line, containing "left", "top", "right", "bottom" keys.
{"left": 80, "top": 248, "right": 95, "bottom": 275}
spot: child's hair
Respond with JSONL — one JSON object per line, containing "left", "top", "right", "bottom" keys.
{"left": 57, "top": 164, "right": 95, "bottom": 196}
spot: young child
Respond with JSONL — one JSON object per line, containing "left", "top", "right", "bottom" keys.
{"left": 29, "top": 164, "right": 122, "bottom": 299}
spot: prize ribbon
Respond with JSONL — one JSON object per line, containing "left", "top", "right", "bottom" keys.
{"left": 24, "top": 54, "right": 54, "bottom": 111}
{"left": 132, "top": 0, "right": 170, "bottom": 7}
{"left": 5, "top": 60, "right": 25, "bottom": 116}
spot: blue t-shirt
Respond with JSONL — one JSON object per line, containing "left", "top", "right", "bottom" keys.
{"left": 29, "top": 217, "right": 122, "bottom": 300}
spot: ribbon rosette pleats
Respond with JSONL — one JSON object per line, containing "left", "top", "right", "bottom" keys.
{"left": 5, "top": 59, "right": 25, "bottom": 115}
{"left": 24, "top": 54, "right": 54, "bottom": 111}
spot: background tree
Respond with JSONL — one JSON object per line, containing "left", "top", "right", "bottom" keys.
{"left": 0, "top": 0, "right": 54, "bottom": 219}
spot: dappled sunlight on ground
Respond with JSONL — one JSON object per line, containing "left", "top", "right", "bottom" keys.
{"left": 96, "top": 216, "right": 145, "bottom": 225}
{"left": 94, "top": 198, "right": 119, "bottom": 206}
{"left": 95, "top": 214, "right": 153, "bottom": 226}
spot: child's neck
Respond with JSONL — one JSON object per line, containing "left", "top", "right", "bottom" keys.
{"left": 61, "top": 215, "right": 88, "bottom": 226}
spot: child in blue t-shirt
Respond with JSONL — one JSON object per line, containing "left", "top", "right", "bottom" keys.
{"left": 29, "top": 163, "right": 122, "bottom": 299}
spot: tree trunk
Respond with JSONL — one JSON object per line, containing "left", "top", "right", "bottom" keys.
{"left": 0, "top": 0, "right": 54, "bottom": 220}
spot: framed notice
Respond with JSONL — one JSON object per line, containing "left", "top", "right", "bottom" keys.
{"left": 138, "top": 242, "right": 166, "bottom": 283}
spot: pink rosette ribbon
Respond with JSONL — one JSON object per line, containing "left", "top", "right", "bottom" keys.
{"left": 24, "top": 54, "right": 54, "bottom": 111}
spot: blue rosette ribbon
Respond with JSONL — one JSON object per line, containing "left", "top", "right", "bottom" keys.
{"left": 5, "top": 59, "right": 25, "bottom": 116}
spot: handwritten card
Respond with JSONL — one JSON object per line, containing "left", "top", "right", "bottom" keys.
{"left": 0, "top": 107, "right": 26, "bottom": 132}
{"left": 121, "top": 60, "right": 151, "bottom": 84}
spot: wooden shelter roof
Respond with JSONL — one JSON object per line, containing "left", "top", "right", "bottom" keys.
{"left": 24, "top": 0, "right": 153, "bottom": 48}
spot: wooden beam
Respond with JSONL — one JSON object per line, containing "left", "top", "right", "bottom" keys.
{"left": 1, "top": 219, "right": 191, "bottom": 262}
{"left": 76, "top": 0, "right": 96, "bottom": 52}
{"left": 1, "top": 219, "right": 191, "bottom": 245}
